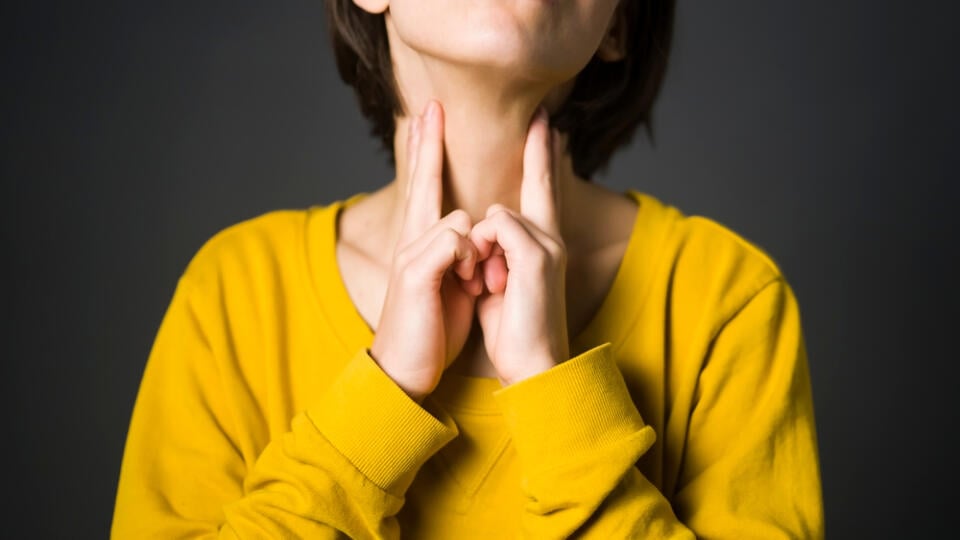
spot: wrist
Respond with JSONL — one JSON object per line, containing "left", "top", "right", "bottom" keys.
{"left": 498, "top": 355, "right": 559, "bottom": 386}
{"left": 366, "top": 348, "right": 431, "bottom": 402}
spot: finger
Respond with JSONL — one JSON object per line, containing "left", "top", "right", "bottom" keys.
{"left": 459, "top": 270, "right": 484, "bottom": 296}
{"left": 520, "top": 107, "right": 560, "bottom": 237}
{"left": 451, "top": 236, "right": 478, "bottom": 283}
{"left": 470, "top": 208, "right": 543, "bottom": 270}
{"left": 485, "top": 203, "right": 556, "bottom": 251}
{"left": 404, "top": 115, "right": 422, "bottom": 200}
{"left": 409, "top": 227, "right": 479, "bottom": 289}
{"left": 551, "top": 127, "right": 563, "bottom": 216}
{"left": 401, "top": 208, "right": 472, "bottom": 266}
{"left": 482, "top": 253, "right": 508, "bottom": 294}
{"left": 399, "top": 101, "right": 444, "bottom": 245}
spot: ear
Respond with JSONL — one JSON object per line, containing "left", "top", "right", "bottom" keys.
{"left": 352, "top": 0, "right": 388, "bottom": 14}
{"left": 596, "top": 6, "right": 628, "bottom": 62}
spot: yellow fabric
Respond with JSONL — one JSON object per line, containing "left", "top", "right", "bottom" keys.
{"left": 112, "top": 190, "right": 823, "bottom": 539}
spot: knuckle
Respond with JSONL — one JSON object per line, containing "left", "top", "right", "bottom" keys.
{"left": 393, "top": 244, "right": 415, "bottom": 269}
{"left": 486, "top": 203, "right": 509, "bottom": 218}
{"left": 545, "top": 237, "right": 567, "bottom": 263}
{"left": 444, "top": 209, "right": 471, "bottom": 232}
{"left": 437, "top": 229, "right": 466, "bottom": 262}
{"left": 394, "top": 248, "right": 427, "bottom": 286}
{"left": 401, "top": 256, "right": 434, "bottom": 290}
{"left": 438, "top": 227, "right": 462, "bottom": 246}
{"left": 396, "top": 261, "right": 420, "bottom": 289}
{"left": 528, "top": 245, "right": 551, "bottom": 270}
{"left": 490, "top": 208, "right": 513, "bottom": 224}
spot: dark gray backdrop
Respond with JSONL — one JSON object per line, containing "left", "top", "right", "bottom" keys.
{"left": 5, "top": 1, "right": 958, "bottom": 537}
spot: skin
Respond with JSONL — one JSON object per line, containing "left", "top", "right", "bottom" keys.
{"left": 339, "top": 0, "right": 640, "bottom": 399}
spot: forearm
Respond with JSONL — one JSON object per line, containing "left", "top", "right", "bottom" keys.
{"left": 490, "top": 343, "right": 692, "bottom": 538}
{"left": 114, "top": 345, "right": 458, "bottom": 539}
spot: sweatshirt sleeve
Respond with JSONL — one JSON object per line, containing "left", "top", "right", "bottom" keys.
{"left": 492, "top": 277, "right": 823, "bottom": 539}
{"left": 111, "top": 276, "right": 458, "bottom": 539}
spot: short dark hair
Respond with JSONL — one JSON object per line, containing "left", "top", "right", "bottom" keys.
{"left": 324, "top": 1, "right": 675, "bottom": 180}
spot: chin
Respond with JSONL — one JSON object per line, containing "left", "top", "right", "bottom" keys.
{"left": 448, "top": 30, "right": 577, "bottom": 79}
{"left": 388, "top": 0, "right": 613, "bottom": 80}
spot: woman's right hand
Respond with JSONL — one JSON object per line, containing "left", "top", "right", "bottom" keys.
{"left": 369, "top": 101, "right": 482, "bottom": 401}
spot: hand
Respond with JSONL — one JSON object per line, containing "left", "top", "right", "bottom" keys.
{"left": 470, "top": 108, "right": 570, "bottom": 385}
{"left": 370, "top": 101, "right": 483, "bottom": 401}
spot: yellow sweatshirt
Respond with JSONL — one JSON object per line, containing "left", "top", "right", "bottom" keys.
{"left": 112, "top": 190, "right": 823, "bottom": 539}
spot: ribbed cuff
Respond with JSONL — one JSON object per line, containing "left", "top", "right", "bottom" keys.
{"left": 493, "top": 343, "right": 654, "bottom": 476}
{"left": 307, "top": 348, "right": 458, "bottom": 494}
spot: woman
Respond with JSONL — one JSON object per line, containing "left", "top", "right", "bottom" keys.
{"left": 112, "top": 0, "right": 823, "bottom": 537}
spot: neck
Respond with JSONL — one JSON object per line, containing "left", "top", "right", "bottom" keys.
{"left": 397, "top": 83, "right": 542, "bottom": 219}
{"left": 387, "top": 24, "right": 579, "bottom": 227}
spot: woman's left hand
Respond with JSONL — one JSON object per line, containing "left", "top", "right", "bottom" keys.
{"left": 470, "top": 108, "right": 570, "bottom": 385}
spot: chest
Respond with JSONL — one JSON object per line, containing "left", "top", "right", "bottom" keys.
{"left": 399, "top": 407, "right": 525, "bottom": 536}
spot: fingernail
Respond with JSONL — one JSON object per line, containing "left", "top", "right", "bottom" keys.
{"left": 426, "top": 101, "right": 438, "bottom": 122}
{"left": 538, "top": 106, "right": 549, "bottom": 124}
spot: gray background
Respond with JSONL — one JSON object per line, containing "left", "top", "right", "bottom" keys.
{"left": 5, "top": 1, "right": 958, "bottom": 537}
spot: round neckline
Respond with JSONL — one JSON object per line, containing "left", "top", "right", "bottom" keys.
{"left": 305, "top": 189, "right": 671, "bottom": 413}
{"left": 305, "top": 191, "right": 376, "bottom": 353}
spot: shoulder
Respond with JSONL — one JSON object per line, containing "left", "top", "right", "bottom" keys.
{"left": 180, "top": 206, "right": 332, "bottom": 291}
{"left": 633, "top": 191, "right": 792, "bottom": 329}
{"left": 675, "top": 212, "right": 783, "bottom": 286}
